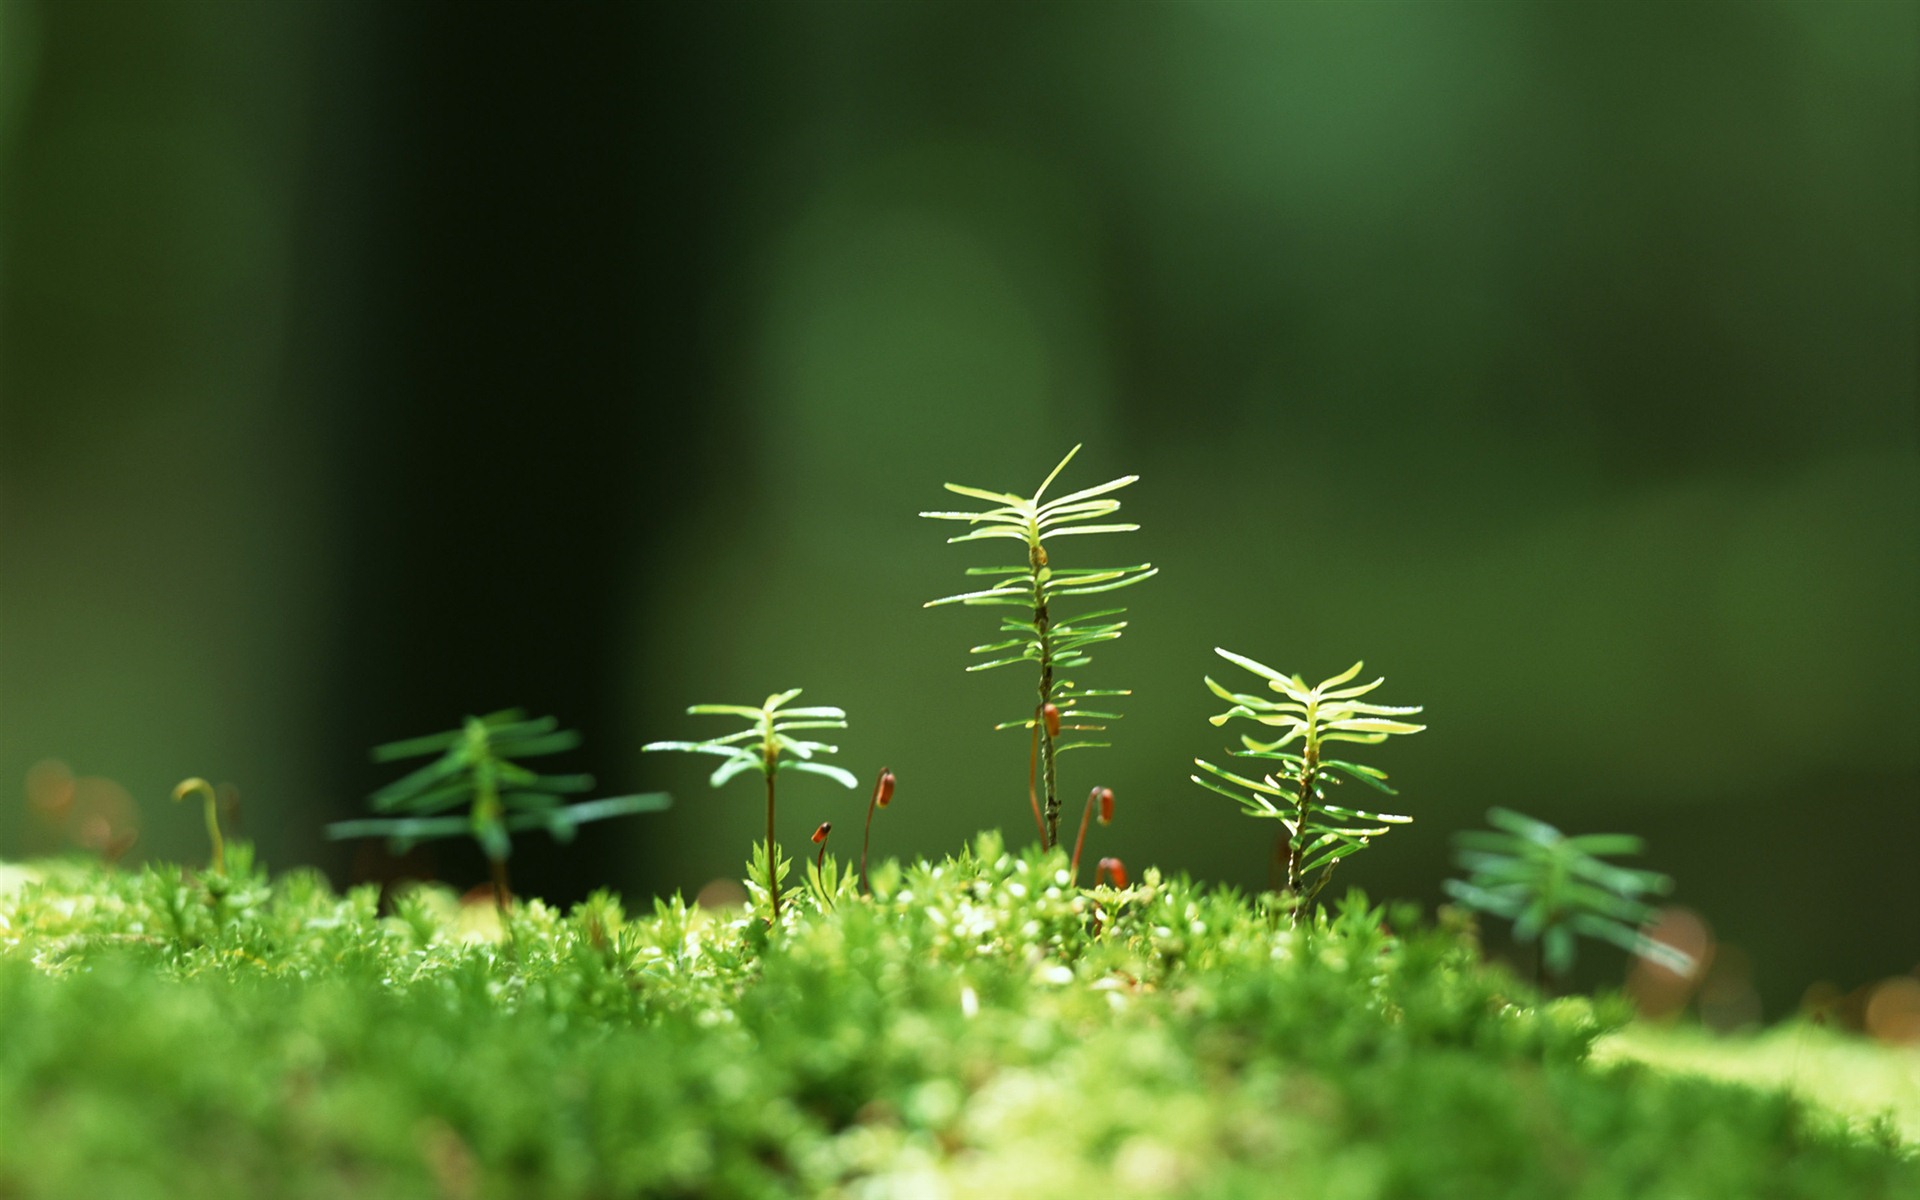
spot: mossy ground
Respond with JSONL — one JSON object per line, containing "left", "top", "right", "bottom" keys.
{"left": 0, "top": 837, "right": 1913, "bottom": 1199}
{"left": 1598, "top": 1023, "right": 1920, "bottom": 1147}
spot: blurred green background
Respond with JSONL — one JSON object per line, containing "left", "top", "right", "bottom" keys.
{"left": 0, "top": 0, "right": 1913, "bottom": 1013}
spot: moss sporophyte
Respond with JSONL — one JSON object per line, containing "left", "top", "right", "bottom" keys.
{"left": 1068, "top": 785, "right": 1114, "bottom": 886}
{"left": 861, "top": 767, "right": 895, "bottom": 895}
{"left": 171, "top": 776, "right": 227, "bottom": 874}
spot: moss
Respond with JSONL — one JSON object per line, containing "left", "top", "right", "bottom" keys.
{"left": 1597, "top": 1022, "right": 1920, "bottom": 1147}
{"left": 0, "top": 836, "right": 1912, "bottom": 1198}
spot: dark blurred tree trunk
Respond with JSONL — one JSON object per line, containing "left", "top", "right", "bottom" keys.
{"left": 299, "top": 0, "right": 731, "bottom": 905}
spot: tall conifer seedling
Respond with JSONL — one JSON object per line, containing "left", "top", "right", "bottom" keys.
{"left": 921, "top": 445, "right": 1155, "bottom": 848}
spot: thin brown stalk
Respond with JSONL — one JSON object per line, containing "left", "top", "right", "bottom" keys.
{"left": 860, "top": 769, "right": 894, "bottom": 894}
{"left": 1027, "top": 722, "right": 1047, "bottom": 846}
{"left": 764, "top": 768, "right": 779, "bottom": 924}
{"left": 1029, "top": 539, "right": 1060, "bottom": 848}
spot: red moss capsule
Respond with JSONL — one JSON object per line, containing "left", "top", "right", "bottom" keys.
{"left": 1097, "top": 787, "right": 1114, "bottom": 825}
{"left": 811, "top": 821, "right": 832, "bottom": 845}
{"left": 873, "top": 768, "right": 895, "bottom": 809}
{"left": 1043, "top": 703, "right": 1061, "bottom": 738}
{"left": 1096, "top": 856, "right": 1128, "bottom": 889}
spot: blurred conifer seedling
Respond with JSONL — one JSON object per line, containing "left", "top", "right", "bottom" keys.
{"left": 1192, "top": 653, "right": 1423, "bottom": 922}
{"left": 921, "top": 445, "right": 1155, "bottom": 849}
{"left": 328, "top": 710, "right": 669, "bottom": 914}
{"left": 1444, "top": 807, "right": 1692, "bottom": 988}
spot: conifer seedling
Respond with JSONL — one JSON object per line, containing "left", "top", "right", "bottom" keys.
{"left": 327, "top": 710, "right": 669, "bottom": 914}
{"left": 1192, "top": 652, "right": 1424, "bottom": 923}
{"left": 642, "top": 689, "right": 856, "bottom": 923}
{"left": 1444, "top": 807, "right": 1693, "bottom": 988}
{"left": 921, "top": 444, "right": 1156, "bottom": 848}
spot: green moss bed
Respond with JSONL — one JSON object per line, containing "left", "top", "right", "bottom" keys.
{"left": 0, "top": 839, "right": 1912, "bottom": 1199}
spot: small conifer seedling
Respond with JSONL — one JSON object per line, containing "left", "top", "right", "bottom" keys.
{"left": 327, "top": 710, "right": 669, "bottom": 914}
{"left": 921, "top": 444, "right": 1156, "bottom": 848}
{"left": 1192, "top": 652, "right": 1424, "bottom": 922}
{"left": 1444, "top": 807, "right": 1693, "bottom": 988}
{"left": 642, "top": 689, "right": 856, "bottom": 923}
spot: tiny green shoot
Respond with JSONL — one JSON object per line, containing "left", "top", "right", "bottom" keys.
{"left": 171, "top": 776, "right": 226, "bottom": 874}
